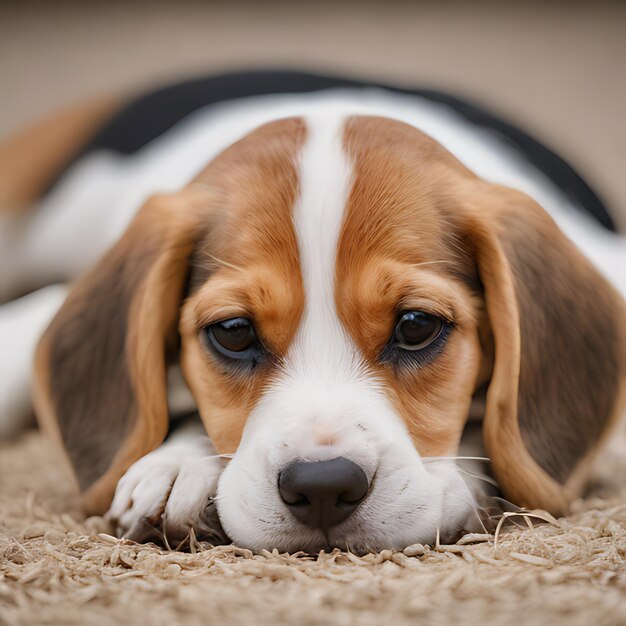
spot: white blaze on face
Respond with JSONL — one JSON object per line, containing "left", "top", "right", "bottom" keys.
{"left": 286, "top": 115, "right": 367, "bottom": 406}
{"left": 216, "top": 113, "right": 476, "bottom": 552}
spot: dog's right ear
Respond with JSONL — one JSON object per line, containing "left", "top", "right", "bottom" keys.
{"left": 463, "top": 183, "right": 626, "bottom": 514}
{"left": 33, "top": 189, "right": 211, "bottom": 515}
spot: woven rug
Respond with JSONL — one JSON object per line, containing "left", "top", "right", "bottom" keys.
{"left": 1, "top": 430, "right": 625, "bottom": 626}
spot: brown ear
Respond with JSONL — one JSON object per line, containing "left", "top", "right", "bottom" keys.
{"left": 467, "top": 185, "right": 626, "bottom": 514}
{"left": 33, "top": 189, "right": 210, "bottom": 515}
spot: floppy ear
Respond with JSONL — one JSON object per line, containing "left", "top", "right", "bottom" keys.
{"left": 33, "top": 189, "right": 210, "bottom": 515}
{"left": 467, "top": 185, "right": 626, "bottom": 514}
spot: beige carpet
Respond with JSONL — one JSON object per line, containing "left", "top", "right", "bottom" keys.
{"left": 1, "top": 430, "right": 626, "bottom": 626}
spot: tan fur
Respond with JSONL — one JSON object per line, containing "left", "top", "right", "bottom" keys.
{"left": 0, "top": 97, "right": 119, "bottom": 213}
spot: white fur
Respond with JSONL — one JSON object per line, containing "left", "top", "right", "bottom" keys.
{"left": 215, "top": 113, "right": 475, "bottom": 552}
{"left": 0, "top": 284, "right": 68, "bottom": 438}
{"left": 107, "top": 418, "right": 224, "bottom": 543}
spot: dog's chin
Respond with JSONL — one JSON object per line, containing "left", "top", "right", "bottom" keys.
{"left": 217, "top": 527, "right": 467, "bottom": 556}
{"left": 215, "top": 507, "right": 474, "bottom": 555}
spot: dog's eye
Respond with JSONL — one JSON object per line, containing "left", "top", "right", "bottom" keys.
{"left": 394, "top": 311, "right": 444, "bottom": 350}
{"left": 206, "top": 317, "right": 258, "bottom": 357}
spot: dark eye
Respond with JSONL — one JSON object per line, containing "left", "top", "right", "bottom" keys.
{"left": 204, "top": 317, "right": 259, "bottom": 359}
{"left": 394, "top": 311, "right": 444, "bottom": 350}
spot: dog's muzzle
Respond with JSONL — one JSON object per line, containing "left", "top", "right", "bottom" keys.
{"left": 278, "top": 457, "right": 369, "bottom": 531}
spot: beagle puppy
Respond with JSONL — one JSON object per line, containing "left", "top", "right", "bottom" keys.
{"left": 1, "top": 71, "right": 624, "bottom": 553}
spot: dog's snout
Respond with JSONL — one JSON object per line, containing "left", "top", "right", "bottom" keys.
{"left": 278, "top": 457, "right": 369, "bottom": 531}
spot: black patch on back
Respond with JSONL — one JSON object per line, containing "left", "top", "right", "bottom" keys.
{"left": 64, "top": 69, "right": 615, "bottom": 233}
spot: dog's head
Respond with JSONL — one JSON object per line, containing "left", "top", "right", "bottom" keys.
{"left": 34, "top": 114, "right": 625, "bottom": 552}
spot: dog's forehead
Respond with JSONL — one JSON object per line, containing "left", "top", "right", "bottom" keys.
{"left": 193, "top": 113, "right": 470, "bottom": 265}
{"left": 187, "top": 113, "right": 474, "bottom": 326}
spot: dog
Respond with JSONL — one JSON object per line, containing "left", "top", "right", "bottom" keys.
{"left": 1, "top": 71, "right": 624, "bottom": 553}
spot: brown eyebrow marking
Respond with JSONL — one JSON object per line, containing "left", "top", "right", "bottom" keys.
{"left": 179, "top": 116, "right": 308, "bottom": 455}
{"left": 186, "top": 116, "right": 307, "bottom": 297}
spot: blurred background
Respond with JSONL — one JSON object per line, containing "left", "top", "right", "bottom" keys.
{"left": 1, "top": 0, "right": 624, "bottom": 226}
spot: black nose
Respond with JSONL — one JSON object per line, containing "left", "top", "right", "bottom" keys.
{"left": 278, "top": 457, "right": 369, "bottom": 531}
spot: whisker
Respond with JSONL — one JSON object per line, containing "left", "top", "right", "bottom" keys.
{"left": 422, "top": 456, "right": 491, "bottom": 463}
{"left": 491, "top": 496, "right": 523, "bottom": 514}
{"left": 474, "top": 510, "right": 491, "bottom": 534}
{"left": 205, "top": 252, "right": 244, "bottom": 272}
{"left": 460, "top": 497, "right": 493, "bottom": 535}
{"left": 410, "top": 260, "right": 454, "bottom": 269}
{"left": 441, "top": 489, "right": 491, "bottom": 535}
{"left": 198, "top": 453, "right": 234, "bottom": 461}
{"left": 455, "top": 466, "right": 499, "bottom": 489}
{"left": 208, "top": 494, "right": 234, "bottom": 502}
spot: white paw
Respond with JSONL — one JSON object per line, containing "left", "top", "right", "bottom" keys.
{"left": 106, "top": 427, "right": 227, "bottom": 547}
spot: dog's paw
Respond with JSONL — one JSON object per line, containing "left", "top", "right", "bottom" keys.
{"left": 106, "top": 429, "right": 227, "bottom": 548}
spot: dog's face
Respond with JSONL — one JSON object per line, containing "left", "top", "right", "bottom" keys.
{"left": 179, "top": 116, "right": 484, "bottom": 550}
{"left": 34, "top": 114, "right": 626, "bottom": 552}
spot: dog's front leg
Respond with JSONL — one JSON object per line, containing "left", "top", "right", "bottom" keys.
{"left": 106, "top": 415, "right": 228, "bottom": 548}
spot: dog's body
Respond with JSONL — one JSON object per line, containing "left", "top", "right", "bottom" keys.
{"left": 1, "top": 72, "right": 624, "bottom": 552}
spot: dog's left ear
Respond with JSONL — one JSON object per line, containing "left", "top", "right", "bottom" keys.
{"left": 33, "top": 188, "right": 210, "bottom": 515}
{"left": 464, "top": 184, "right": 625, "bottom": 514}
